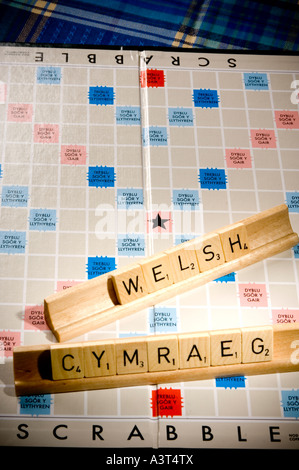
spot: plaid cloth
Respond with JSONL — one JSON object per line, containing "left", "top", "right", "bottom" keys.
{"left": 0, "top": 0, "right": 298, "bottom": 50}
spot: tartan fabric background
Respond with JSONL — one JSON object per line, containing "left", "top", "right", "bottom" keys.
{"left": 0, "top": 0, "right": 298, "bottom": 50}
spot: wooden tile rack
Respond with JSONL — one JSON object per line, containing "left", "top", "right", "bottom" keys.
{"left": 13, "top": 323, "right": 299, "bottom": 396}
{"left": 44, "top": 204, "right": 299, "bottom": 342}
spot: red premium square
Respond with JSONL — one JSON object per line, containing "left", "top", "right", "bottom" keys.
{"left": 140, "top": 69, "right": 165, "bottom": 88}
{"left": 151, "top": 388, "right": 183, "bottom": 417}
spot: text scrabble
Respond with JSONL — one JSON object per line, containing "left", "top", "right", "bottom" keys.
{"left": 44, "top": 204, "right": 299, "bottom": 342}
{"left": 13, "top": 323, "right": 299, "bottom": 396}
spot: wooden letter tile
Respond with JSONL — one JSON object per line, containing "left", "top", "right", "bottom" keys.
{"left": 111, "top": 264, "right": 148, "bottom": 305}
{"left": 210, "top": 329, "right": 241, "bottom": 366}
{"left": 217, "top": 223, "right": 250, "bottom": 261}
{"left": 165, "top": 244, "right": 200, "bottom": 283}
{"left": 140, "top": 253, "right": 173, "bottom": 293}
{"left": 192, "top": 233, "right": 225, "bottom": 272}
{"left": 179, "top": 332, "right": 210, "bottom": 369}
{"left": 116, "top": 337, "right": 148, "bottom": 375}
{"left": 84, "top": 340, "right": 116, "bottom": 377}
{"left": 51, "top": 344, "right": 84, "bottom": 380}
{"left": 147, "top": 335, "right": 179, "bottom": 372}
{"left": 241, "top": 326, "right": 273, "bottom": 363}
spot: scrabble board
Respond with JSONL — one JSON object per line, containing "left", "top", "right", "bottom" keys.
{"left": 0, "top": 45, "right": 299, "bottom": 450}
